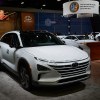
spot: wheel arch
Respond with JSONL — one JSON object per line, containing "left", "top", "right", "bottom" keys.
{"left": 17, "top": 58, "right": 33, "bottom": 90}
{"left": 17, "top": 58, "right": 32, "bottom": 76}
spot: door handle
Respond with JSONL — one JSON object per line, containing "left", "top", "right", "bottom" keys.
{"left": 7, "top": 49, "right": 9, "bottom": 54}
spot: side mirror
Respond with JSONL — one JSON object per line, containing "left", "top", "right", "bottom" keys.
{"left": 10, "top": 43, "right": 22, "bottom": 49}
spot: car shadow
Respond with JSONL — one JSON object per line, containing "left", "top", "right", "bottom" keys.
{"left": 1, "top": 66, "right": 86, "bottom": 97}
{"left": 30, "top": 82, "right": 85, "bottom": 97}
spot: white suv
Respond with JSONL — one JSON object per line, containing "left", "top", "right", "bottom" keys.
{"left": 0, "top": 31, "right": 90, "bottom": 90}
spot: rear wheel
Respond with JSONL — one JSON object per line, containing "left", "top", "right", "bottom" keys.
{"left": 19, "top": 64, "right": 32, "bottom": 91}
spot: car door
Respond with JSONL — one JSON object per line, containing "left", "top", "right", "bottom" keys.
{"left": 0, "top": 33, "right": 19, "bottom": 65}
{"left": 0, "top": 33, "right": 12, "bottom": 63}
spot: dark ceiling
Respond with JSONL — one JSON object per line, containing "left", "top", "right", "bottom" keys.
{"left": 0, "top": 0, "right": 100, "bottom": 11}
{"left": 0, "top": 0, "right": 69, "bottom": 10}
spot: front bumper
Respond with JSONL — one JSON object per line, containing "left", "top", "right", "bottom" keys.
{"left": 37, "top": 73, "right": 90, "bottom": 85}
{"left": 33, "top": 58, "right": 90, "bottom": 86}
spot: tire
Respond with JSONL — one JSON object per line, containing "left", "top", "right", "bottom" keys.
{"left": 19, "top": 64, "right": 32, "bottom": 91}
{"left": 0, "top": 59, "right": 1, "bottom": 70}
{"left": 0, "top": 61, "right": 3, "bottom": 71}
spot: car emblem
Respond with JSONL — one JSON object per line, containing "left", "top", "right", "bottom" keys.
{"left": 72, "top": 62, "right": 78, "bottom": 68}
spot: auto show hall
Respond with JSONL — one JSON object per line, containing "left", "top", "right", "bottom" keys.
{"left": 0, "top": 0, "right": 100, "bottom": 100}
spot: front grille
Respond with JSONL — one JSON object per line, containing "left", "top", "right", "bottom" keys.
{"left": 49, "top": 61, "right": 89, "bottom": 77}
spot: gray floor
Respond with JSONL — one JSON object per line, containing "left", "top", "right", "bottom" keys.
{"left": 0, "top": 60, "right": 100, "bottom": 100}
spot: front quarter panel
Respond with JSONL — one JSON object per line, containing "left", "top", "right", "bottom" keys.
{"left": 15, "top": 49, "right": 38, "bottom": 81}
{"left": 0, "top": 42, "right": 10, "bottom": 62}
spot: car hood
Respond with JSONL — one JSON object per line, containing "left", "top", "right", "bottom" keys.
{"left": 23, "top": 45, "right": 88, "bottom": 62}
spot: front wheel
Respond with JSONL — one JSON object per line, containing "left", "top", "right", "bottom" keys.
{"left": 0, "top": 60, "right": 3, "bottom": 71}
{"left": 19, "top": 66, "right": 32, "bottom": 91}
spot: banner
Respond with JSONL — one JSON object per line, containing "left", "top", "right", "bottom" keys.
{"left": 63, "top": 0, "right": 99, "bottom": 17}
{"left": 21, "top": 12, "right": 35, "bottom": 31}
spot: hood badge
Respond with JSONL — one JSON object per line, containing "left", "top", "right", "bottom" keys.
{"left": 72, "top": 62, "right": 78, "bottom": 68}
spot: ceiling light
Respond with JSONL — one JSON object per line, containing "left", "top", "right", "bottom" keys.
{"left": 42, "top": 4, "right": 46, "bottom": 7}
{"left": 21, "top": 2, "right": 24, "bottom": 5}
{"left": 57, "top": 0, "right": 61, "bottom": 1}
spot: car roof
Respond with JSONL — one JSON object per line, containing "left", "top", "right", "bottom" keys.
{"left": 4, "top": 30, "right": 51, "bottom": 35}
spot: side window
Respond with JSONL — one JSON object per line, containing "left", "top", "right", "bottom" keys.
{"left": 1, "top": 34, "right": 12, "bottom": 45}
{"left": 12, "top": 34, "right": 20, "bottom": 47}
{"left": 1, "top": 33, "right": 20, "bottom": 48}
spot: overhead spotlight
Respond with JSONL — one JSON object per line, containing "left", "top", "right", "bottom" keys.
{"left": 57, "top": 0, "right": 61, "bottom": 1}
{"left": 21, "top": 1, "right": 24, "bottom": 5}
{"left": 42, "top": 4, "right": 46, "bottom": 7}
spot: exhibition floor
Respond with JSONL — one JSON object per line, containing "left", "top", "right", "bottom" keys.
{"left": 0, "top": 60, "right": 100, "bottom": 100}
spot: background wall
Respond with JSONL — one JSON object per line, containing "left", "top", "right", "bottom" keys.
{"left": 34, "top": 12, "right": 93, "bottom": 35}
{"left": 0, "top": 11, "right": 93, "bottom": 36}
{"left": 91, "top": 16, "right": 100, "bottom": 32}
{"left": 0, "top": 12, "right": 20, "bottom": 37}
{"left": 21, "top": 12, "right": 35, "bottom": 31}
{"left": 34, "top": 12, "right": 68, "bottom": 35}
{"left": 70, "top": 18, "right": 92, "bottom": 35}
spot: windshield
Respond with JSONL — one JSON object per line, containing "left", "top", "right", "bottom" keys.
{"left": 20, "top": 32, "right": 64, "bottom": 47}
{"left": 77, "top": 35, "right": 89, "bottom": 40}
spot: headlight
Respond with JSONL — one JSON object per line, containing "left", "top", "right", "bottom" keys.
{"left": 34, "top": 57, "right": 48, "bottom": 62}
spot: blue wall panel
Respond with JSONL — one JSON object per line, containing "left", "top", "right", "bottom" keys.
{"left": 34, "top": 12, "right": 93, "bottom": 35}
